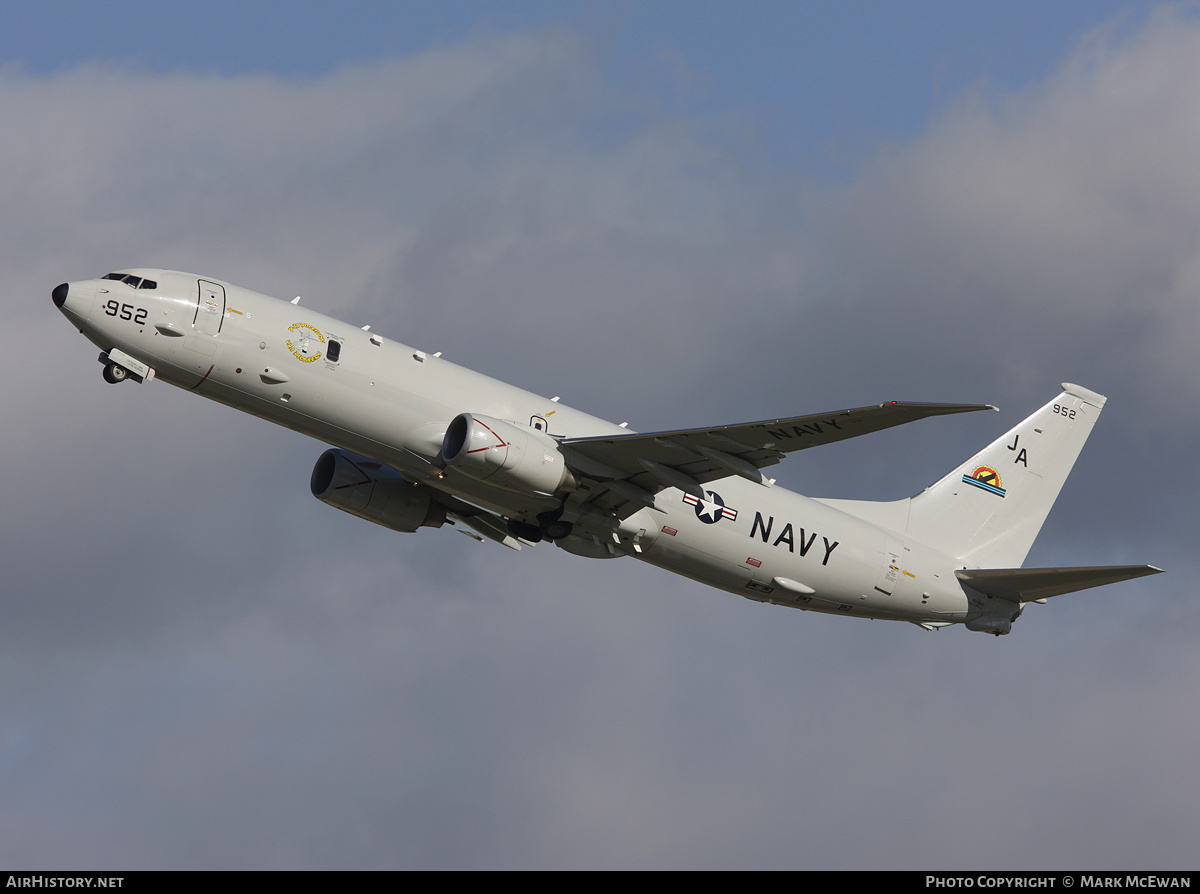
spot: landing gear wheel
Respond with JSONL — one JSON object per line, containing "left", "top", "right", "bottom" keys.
{"left": 541, "top": 520, "right": 574, "bottom": 541}
{"left": 102, "top": 362, "right": 128, "bottom": 384}
{"left": 537, "top": 508, "right": 573, "bottom": 541}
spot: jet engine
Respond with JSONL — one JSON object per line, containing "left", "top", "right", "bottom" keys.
{"left": 310, "top": 449, "right": 446, "bottom": 532}
{"left": 440, "top": 413, "right": 576, "bottom": 496}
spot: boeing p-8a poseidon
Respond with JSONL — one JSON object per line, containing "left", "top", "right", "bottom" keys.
{"left": 52, "top": 269, "right": 1161, "bottom": 635}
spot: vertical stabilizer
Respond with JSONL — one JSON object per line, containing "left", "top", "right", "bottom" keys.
{"left": 904, "top": 384, "right": 1106, "bottom": 567}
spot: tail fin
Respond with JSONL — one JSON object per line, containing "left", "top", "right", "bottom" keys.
{"left": 903, "top": 383, "right": 1106, "bottom": 566}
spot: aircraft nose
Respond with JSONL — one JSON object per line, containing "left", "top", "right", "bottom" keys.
{"left": 53, "top": 280, "right": 95, "bottom": 323}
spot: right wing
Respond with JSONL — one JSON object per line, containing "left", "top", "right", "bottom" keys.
{"left": 560, "top": 400, "right": 995, "bottom": 516}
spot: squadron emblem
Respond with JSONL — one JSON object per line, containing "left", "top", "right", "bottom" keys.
{"left": 286, "top": 322, "right": 325, "bottom": 362}
{"left": 963, "top": 465, "right": 1006, "bottom": 497}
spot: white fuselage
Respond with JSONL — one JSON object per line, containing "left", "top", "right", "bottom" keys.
{"left": 55, "top": 269, "right": 973, "bottom": 627}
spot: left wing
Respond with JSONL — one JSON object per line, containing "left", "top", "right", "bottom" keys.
{"left": 559, "top": 400, "right": 994, "bottom": 512}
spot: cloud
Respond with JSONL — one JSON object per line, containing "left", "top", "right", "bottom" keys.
{"left": 2, "top": 13, "right": 1196, "bottom": 868}
{"left": 808, "top": 9, "right": 1200, "bottom": 406}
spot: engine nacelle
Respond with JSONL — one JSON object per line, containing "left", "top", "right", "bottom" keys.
{"left": 441, "top": 413, "right": 575, "bottom": 496}
{"left": 310, "top": 449, "right": 446, "bottom": 532}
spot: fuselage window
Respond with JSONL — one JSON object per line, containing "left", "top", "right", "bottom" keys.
{"left": 139, "top": 279, "right": 157, "bottom": 290}
{"left": 327, "top": 340, "right": 341, "bottom": 363}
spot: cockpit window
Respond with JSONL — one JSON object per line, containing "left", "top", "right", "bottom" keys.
{"left": 102, "top": 273, "right": 145, "bottom": 288}
{"left": 101, "top": 273, "right": 155, "bottom": 289}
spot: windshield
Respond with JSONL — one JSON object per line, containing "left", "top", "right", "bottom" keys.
{"left": 102, "top": 272, "right": 157, "bottom": 289}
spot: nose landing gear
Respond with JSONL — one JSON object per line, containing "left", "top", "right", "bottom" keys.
{"left": 97, "top": 348, "right": 154, "bottom": 384}
{"left": 98, "top": 349, "right": 154, "bottom": 385}
{"left": 102, "top": 361, "right": 129, "bottom": 384}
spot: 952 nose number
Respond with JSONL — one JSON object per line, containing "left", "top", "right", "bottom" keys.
{"left": 102, "top": 299, "right": 148, "bottom": 325}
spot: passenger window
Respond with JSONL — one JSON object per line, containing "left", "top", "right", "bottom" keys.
{"left": 327, "top": 340, "right": 341, "bottom": 363}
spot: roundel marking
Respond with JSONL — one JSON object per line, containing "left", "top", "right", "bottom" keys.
{"left": 683, "top": 490, "right": 739, "bottom": 525}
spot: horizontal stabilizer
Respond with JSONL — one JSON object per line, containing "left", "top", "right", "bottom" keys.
{"left": 956, "top": 565, "right": 1163, "bottom": 602}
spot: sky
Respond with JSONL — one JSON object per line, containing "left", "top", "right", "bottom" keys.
{"left": 2, "top": 0, "right": 1195, "bottom": 870}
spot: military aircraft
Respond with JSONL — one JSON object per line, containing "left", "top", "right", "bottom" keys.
{"left": 52, "top": 269, "right": 1160, "bottom": 635}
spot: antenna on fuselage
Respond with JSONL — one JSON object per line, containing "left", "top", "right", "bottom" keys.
{"left": 291, "top": 296, "right": 301, "bottom": 305}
